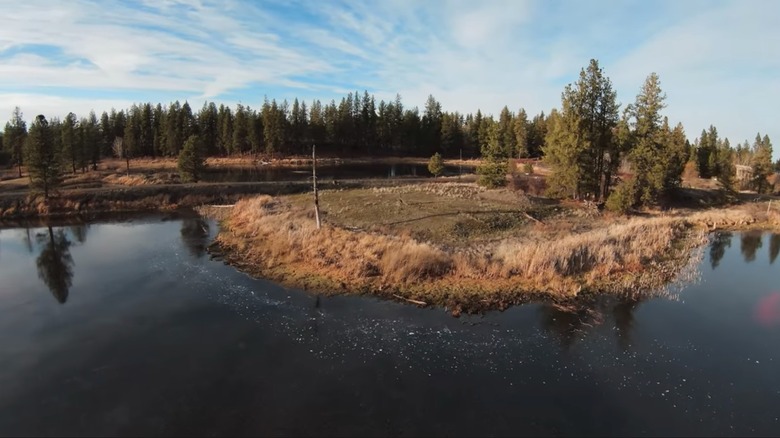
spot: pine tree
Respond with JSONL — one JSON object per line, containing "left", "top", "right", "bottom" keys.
{"left": 217, "top": 104, "right": 233, "bottom": 155}
{"left": 423, "top": 95, "right": 442, "bottom": 155}
{"left": 626, "top": 73, "right": 682, "bottom": 206}
{"left": 543, "top": 59, "right": 619, "bottom": 200}
{"left": 428, "top": 152, "right": 444, "bottom": 177}
{"left": 99, "top": 111, "right": 113, "bottom": 158}
{"left": 61, "top": 112, "right": 78, "bottom": 174}
{"left": 715, "top": 137, "right": 736, "bottom": 193}
{"left": 4, "top": 107, "right": 27, "bottom": 177}
{"left": 232, "top": 103, "right": 250, "bottom": 154}
{"left": 543, "top": 108, "right": 582, "bottom": 197}
{"left": 477, "top": 123, "right": 508, "bottom": 188}
{"left": 497, "top": 106, "right": 517, "bottom": 158}
{"left": 751, "top": 133, "right": 773, "bottom": 194}
{"left": 178, "top": 135, "right": 205, "bottom": 182}
{"left": 513, "top": 109, "right": 529, "bottom": 158}
{"left": 25, "top": 115, "right": 61, "bottom": 198}
{"left": 86, "top": 111, "right": 100, "bottom": 170}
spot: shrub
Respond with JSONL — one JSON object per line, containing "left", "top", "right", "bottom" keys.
{"left": 178, "top": 135, "right": 205, "bottom": 183}
{"left": 428, "top": 152, "right": 444, "bottom": 177}
{"left": 511, "top": 173, "right": 547, "bottom": 196}
{"left": 606, "top": 180, "right": 637, "bottom": 214}
{"left": 523, "top": 162, "right": 534, "bottom": 175}
{"left": 477, "top": 160, "right": 508, "bottom": 188}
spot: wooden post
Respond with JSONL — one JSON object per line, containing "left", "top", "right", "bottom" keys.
{"left": 312, "top": 144, "right": 321, "bottom": 229}
{"left": 768, "top": 199, "right": 773, "bottom": 216}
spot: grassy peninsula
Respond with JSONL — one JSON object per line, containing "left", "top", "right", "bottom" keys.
{"left": 208, "top": 181, "right": 780, "bottom": 314}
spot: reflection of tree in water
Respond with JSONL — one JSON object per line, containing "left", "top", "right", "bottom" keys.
{"left": 36, "top": 227, "right": 74, "bottom": 304}
{"left": 180, "top": 217, "right": 210, "bottom": 258}
{"left": 539, "top": 295, "right": 644, "bottom": 351}
{"left": 69, "top": 224, "right": 89, "bottom": 244}
{"left": 709, "top": 232, "right": 733, "bottom": 270}
{"left": 22, "top": 227, "right": 34, "bottom": 253}
{"left": 769, "top": 234, "right": 780, "bottom": 265}
{"left": 740, "top": 231, "right": 763, "bottom": 263}
{"left": 612, "top": 298, "right": 641, "bottom": 350}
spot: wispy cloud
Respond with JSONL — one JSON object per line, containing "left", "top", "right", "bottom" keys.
{"left": 0, "top": 0, "right": 778, "bottom": 159}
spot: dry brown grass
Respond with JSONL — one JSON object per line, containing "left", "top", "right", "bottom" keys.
{"left": 213, "top": 191, "right": 775, "bottom": 312}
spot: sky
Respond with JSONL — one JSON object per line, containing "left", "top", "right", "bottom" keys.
{"left": 0, "top": 0, "right": 778, "bottom": 159}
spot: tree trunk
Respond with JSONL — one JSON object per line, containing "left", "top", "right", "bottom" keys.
{"left": 312, "top": 144, "right": 321, "bottom": 229}
{"left": 17, "top": 163, "right": 22, "bottom": 178}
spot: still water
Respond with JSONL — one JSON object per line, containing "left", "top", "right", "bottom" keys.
{"left": 201, "top": 163, "right": 474, "bottom": 182}
{"left": 0, "top": 217, "right": 779, "bottom": 436}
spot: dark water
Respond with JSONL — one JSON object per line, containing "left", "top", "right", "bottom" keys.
{"left": 0, "top": 219, "right": 779, "bottom": 437}
{"left": 201, "top": 163, "right": 473, "bottom": 182}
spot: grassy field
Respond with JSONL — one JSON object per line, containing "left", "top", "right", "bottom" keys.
{"left": 212, "top": 182, "right": 780, "bottom": 314}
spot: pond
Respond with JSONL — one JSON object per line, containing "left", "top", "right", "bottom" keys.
{"left": 201, "top": 163, "right": 474, "bottom": 182}
{"left": 0, "top": 217, "right": 779, "bottom": 436}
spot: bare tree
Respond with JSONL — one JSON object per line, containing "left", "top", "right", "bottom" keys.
{"left": 112, "top": 136, "right": 130, "bottom": 175}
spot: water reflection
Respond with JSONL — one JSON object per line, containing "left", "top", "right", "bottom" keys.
{"left": 35, "top": 227, "right": 75, "bottom": 304}
{"left": 740, "top": 231, "right": 763, "bottom": 263}
{"left": 180, "top": 217, "right": 210, "bottom": 258}
{"left": 770, "top": 234, "right": 780, "bottom": 265}
{"left": 709, "top": 231, "right": 732, "bottom": 270}
{"left": 69, "top": 224, "right": 89, "bottom": 244}
{"left": 22, "top": 227, "right": 33, "bottom": 254}
{"left": 538, "top": 296, "right": 644, "bottom": 351}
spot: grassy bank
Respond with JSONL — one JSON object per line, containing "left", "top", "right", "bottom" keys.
{"left": 211, "top": 185, "right": 780, "bottom": 313}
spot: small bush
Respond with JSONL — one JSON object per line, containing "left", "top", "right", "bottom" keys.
{"left": 523, "top": 162, "right": 534, "bottom": 175}
{"left": 477, "top": 160, "right": 508, "bottom": 188}
{"left": 511, "top": 173, "right": 547, "bottom": 196}
{"left": 428, "top": 152, "right": 444, "bottom": 177}
{"left": 606, "top": 180, "right": 637, "bottom": 214}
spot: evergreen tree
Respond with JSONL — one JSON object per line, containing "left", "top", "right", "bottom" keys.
{"left": 751, "top": 133, "right": 774, "bottom": 193}
{"left": 99, "top": 111, "right": 113, "bottom": 158}
{"left": 513, "top": 109, "right": 529, "bottom": 158}
{"left": 140, "top": 103, "right": 154, "bottom": 156}
{"left": 497, "top": 106, "right": 517, "bottom": 158}
{"left": 543, "top": 59, "right": 620, "bottom": 200}
{"left": 4, "top": 106, "right": 27, "bottom": 177}
{"left": 122, "top": 105, "right": 140, "bottom": 171}
{"left": 232, "top": 103, "right": 250, "bottom": 154}
{"left": 248, "top": 110, "right": 264, "bottom": 155}
{"left": 178, "top": 135, "right": 205, "bottom": 182}
{"left": 422, "top": 95, "right": 442, "bottom": 155}
{"left": 715, "top": 137, "right": 736, "bottom": 192}
{"left": 61, "top": 112, "right": 78, "bottom": 174}
{"left": 309, "top": 99, "right": 326, "bottom": 147}
{"left": 24, "top": 115, "right": 61, "bottom": 198}
{"left": 217, "top": 104, "right": 233, "bottom": 155}
{"left": 477, "top": 123, "right": 508, "bottom": 188}
{"left": 626, "top": 73, "right": 682, "bottom": 206}
{"left": 86, "top": 111, "right": 100, "bottom": 170}
{"left": 428, "top": 152, "right": 445, "bottom": 177}
{"left": 527, "top": 111, "right": 547, "bottom": 158}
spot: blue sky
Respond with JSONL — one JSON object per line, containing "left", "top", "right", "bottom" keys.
{"left": 0, "top": 0, "right": 778, "bottom": 159}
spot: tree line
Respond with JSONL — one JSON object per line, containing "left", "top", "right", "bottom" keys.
{"left": 2, "top": 60, "right": 778, "bottom": 205}
{"left": 2, "top": 93, "right": 550, "bottom": 169}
